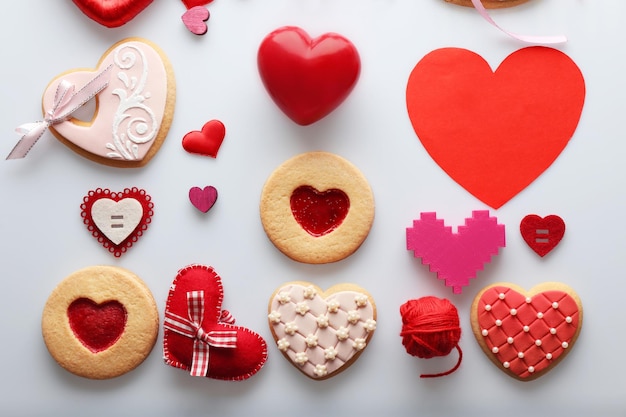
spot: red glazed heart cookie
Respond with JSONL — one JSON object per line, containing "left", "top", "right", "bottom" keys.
{"left": 42, "top": 266, "right": 159, "bottom": 379}
{"left": 268, "top": 282, "right": 377, "bottom": 380}
{"left": 72, "top": 0, "right": 153, "bottom": 27}
{"left": 260, "top": 152, "right": 374, "bottom": 264}
{"left": 163, "top": 265, "right": 267, "bottom": 380}
{"left": 258, "top": 26, "right": 360, "bottom": 125}
{"left": 471, "top": 282, "right": 583, "bottom": 381}
{"left": 81, "top": 187, "right": 154, "bottom": 257}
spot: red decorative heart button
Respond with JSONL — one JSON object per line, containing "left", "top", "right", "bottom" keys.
{"left": 68, "top": 298, "right": 127, "bottom": 353}
{"left": 406, "top": 47, "right": 585, "bottom": 209}
{"left": 163, "top": 265, "right": 268, "bottom": 380}
{"left": 471, "top": 282, "right": 582, "bottom": 381}
{"left": 258, "top": 26, "right": 361, "bottom": 126}
{"left": 72, "top": 0, "right": 153, "bottom": 27}
{"left": 520, "top": 214, "right": 565, "bottom": 257}
{"left": 80, "top": 188, "right": 154, "bottom": 257}
{"left": 290, "top": 186, "right": 349, "bottom": 237}
{"left": 182, "top": 6, "right": 210, "bottom": 35}
{"left": 182, "top": 120, "right": 226, "bottom": 158}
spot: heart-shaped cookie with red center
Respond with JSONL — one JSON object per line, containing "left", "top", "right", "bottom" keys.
{"left": 257, "top": 26, "right": 361, "bottom": 126}
{"left": 268, "top": 282, "right": 377, "bottom": 380}
{"left": 163, "top": 265, "right": 267, "bottom": 380}
{"left": 42, "top": 38, "right": 175, "bottom": 167}
{"left": 290, "top": 186, "right": 349, "bottom": 237}
{"left": 406, "top": 47, "right": 585, "bottom": 209}
{"left": 81, "top": 187, "right": 154, "bottom": 257}
{"left": 520, "top": 214, "right": 565, "bottom": 257}
{"left": 72, "top": 0, "right": 153, "bottom": 27}
{"left": 471, "top": 282, "right": 583, "bottom": 381}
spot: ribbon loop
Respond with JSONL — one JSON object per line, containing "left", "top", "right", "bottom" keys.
{"left": 164, "top": 290, "right": 237, "bottom": 376}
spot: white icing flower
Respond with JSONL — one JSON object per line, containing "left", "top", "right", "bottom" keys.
{"left": 303, "top": 285, "right": 317, "bottom": 299}
{"left": 277, "top": 338, "right": 290, "bottom": 352}
{"left": 336, "top": 326, "right": 350, "bottom": 341}
{"left": 324, "top": 347, "right": 338, "bottom": 360}
{"left": 354, "top": 293, "right": 368, "bottom": 308}
{"left": 314, "top": 364, "right": 328, "bottom": 377}
{"left": 316, "top": 314, "right": 329, "bottom": 328}
{"left": 353, "top": 338, "right": 367, "bottom": 351}
{"left": 277, "top": 291, "right": 291, "bottom": 304}
{"left": 284, "top": 321, "right": 298, "bottom": 335}
{"left": 327, "top": 299, "right": 341, "bottom": 313}
{"left": 347, "top": 310, "right": 360, "bottom": 324}
{"left": 268, "top": 310, "right": 281, "bottom": 324}
{"left": 363, "top": 319, "right": 377, "bottom": 332}
{"left": 294, "top": 352, "right": 308, "bottom": 366}
{"left": 305, "top": 334, "right": 318, "bottom": 347}
{"left": 295, "top": 301, "right": 310, "bottom": 316}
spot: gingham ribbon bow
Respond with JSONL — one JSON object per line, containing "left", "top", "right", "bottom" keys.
{"left": 164, "top": 290, "right": 237, "bottom": 376}
{"left": 7, "top": 64, "right": 112, "bottom": 160}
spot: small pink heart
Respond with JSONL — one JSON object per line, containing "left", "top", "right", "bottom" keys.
{"left": 182, "top": 6, "right": 210, "bottom": 35}
{"left": 189, "top": 186, "right": 218, "bottom": 213}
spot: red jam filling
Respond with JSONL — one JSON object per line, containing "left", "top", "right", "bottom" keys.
{"left": 290, "top": 185, "right": 350, "bottom": 237}
{"left": 68, "top": 298, "right": 127, "bottom": 353}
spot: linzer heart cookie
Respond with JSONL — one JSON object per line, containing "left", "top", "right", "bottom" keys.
{"left": 260, "top": 152, "right": 374, "bottom": 264}
{"left": 471, "top": 282, "right": 583, "bottom": 381}
{"left": 41, "top": 266, "right": 159, "bottom": 379}
{"left": 72, "top": 0, "right": 153, "bottom": 27}
{"left": 81, "top": 188, "right": 154, "bottom": 257}
{"left": 9, "top": 38, "right": 175, "bottom": 166}
{"left": 163, "top": 265, "right": 267, "bottom": 380}
{"left": 268, "top": 282, "right": 377, "bottom": 380}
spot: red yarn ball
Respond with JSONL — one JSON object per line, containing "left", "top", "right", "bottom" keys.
{"left": 400, "top": 296, "right": 462, "bottom": 377}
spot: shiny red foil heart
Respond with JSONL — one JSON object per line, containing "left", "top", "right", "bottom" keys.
{"left": 72, "top": 0, "right": 153, "bottom": 27}
{"left": 290, "top": 186, "right": 350, "bottom": 237}
{"left": 68, "top": 298, "right": 127, "bottom": 353}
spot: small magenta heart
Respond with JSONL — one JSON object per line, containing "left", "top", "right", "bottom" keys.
{"left": 182, "top": 6, "right": 210, "bottom": 35}
{"left": 189, "top": 186, "right": 218, "bottom": 213}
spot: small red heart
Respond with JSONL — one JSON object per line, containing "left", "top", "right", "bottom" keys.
{"left": 258, "top": 26, "right": 361, "bottom": 126}
{"left": 520, "top": 214, "right": 565, "bottom": 257}
{"left": 290, "top": 186, "right": 350, "bottom": 237}
{"left": 72, "top": 0, "right": 153, "bottom": 27}
{"left": 182, "top": 120, "right": 226, "bottom": 158}
{"left": 189, "top": 186, "right": 218, "bottom": 213}
{"left": 182, "top": 6, "right": 210, "bottom": 35}
{"left": 68, "top": 298, "right": 127, "bottom": 353}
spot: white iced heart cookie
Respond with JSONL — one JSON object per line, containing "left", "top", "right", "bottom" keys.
{"left": 268, "top": 282, "right": 377, "bottom": 380}
{"left": 42, "top": 38, "right": 175, "bottom": 167}
{"left": 91, "top": 198, "right": 143, "bottom": 244}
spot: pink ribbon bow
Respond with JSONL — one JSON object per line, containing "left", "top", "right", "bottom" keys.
{"left": 7, "top": 64, "right": 113, "bottom": 160}
{"left": 164, "top": 290, "right": 237, "bottom": 377}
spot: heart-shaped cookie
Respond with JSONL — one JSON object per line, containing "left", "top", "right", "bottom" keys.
{"left": 258, "top": 26, "right": 360, "bottom": 126}
{"left": 163, "top": 265, "right": 267, "bottom": 380}
{"left": 268, "top": 282, "right": 377, "bottom": 380}
{"left": 406, "top": 47, "right": 585, "bottom": 208}
{"left": 471, "top": 282, "right": 583, "bottom": 381}
{"left": 406, "top": 211, "right": 506, "bottom": 294}
{"left": 42, "top": 38, "right": 175, "bottom": 167}
{"left": 72, "top": 0, "right": 153, "bottom": 27}
{"left": 520, "top": 214, "right": 565, "bottom": 257}
{"left": 182, "top": 119, "right": 225, "bottom": 158}
{"left": 80, "top": 187, "right": 154, "bottom": 257}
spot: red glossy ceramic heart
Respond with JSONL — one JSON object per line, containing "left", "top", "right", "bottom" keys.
{"left": 72, "top": 0, "right": 153, "bottom": 27}
{"left": 406, "top": 47, "right": 585, "bottom": 209}
{"left": 258, "top": 26, "right": 361, "bottom": 126}
{"left": 290, "top": 186, "right": 350, "bottom": 237}
{"left": 520, "top": 214, "right": 565, "bottom": 257}
{"left": 182, "top": 120, "right": 226, "bottom": 158}
{"left": 68, "top": 298, "right": 127, "bottom": 353}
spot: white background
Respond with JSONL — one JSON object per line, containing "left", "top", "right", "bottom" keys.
{"left": 1, "top": 0, "right": 624, "bottom": 415}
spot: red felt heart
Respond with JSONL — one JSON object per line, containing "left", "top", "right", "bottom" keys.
{"left": 520, "top": 214, "right": 565, "bottom": 257}
{"left": 163, "top": 265, "right": 268, "bottom": 380}
{"left": 189, "top": 186, "right": 218, "bottom": 213}
{"left": 290, "top": 186, "right": 350, "bottom": 237}
{"left": 182, "top": 120, "right": 226, "bottom": 158}
{"left": 406, "top": 47, "right": 585, "bottom": 209}
{"left": 257, "top": 26, "right": 361, "bottom": 126}
{"left": 72, "top": 0, "right": 153, "bottom": 27}
{"left": 68, "top": 298, "right": 127, "bottom": 353}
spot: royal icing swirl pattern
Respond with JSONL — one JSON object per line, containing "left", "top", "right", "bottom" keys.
{"left": 269, "top": 283, "right": 376, "bottom": 379}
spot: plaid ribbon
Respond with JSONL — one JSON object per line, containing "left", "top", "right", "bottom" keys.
{"left": 164, "top": 290, "right": 237, "bottom": 376}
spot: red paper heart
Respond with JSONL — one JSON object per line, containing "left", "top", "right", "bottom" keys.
{"left": 406, "top": 47, "right": 585, "bottom": 209}
{"left": 257, "top": 26, "right": 361, "bottom": 126}
{"left": 520, "top": 214, "right": 565, "bottom": 257}
{"left": 163, "top": 265, "right": 268, "bottom": 380}
{"left": 189, "top": 186, "right": 218, "bottom": 213}
{"left": 68, "top": 298, "right": 127, "bottom": 353}
{"left": 290, "top": 186, "right": 350, "bottom": 237}
{"left": 72, "top": 0, "right": 153, "bottom": 27}
{"left": 182, "top": 120, "right": 226, "bottom": 158}
{"left": 80, "top": 188, "right": 154, "bottom": 257}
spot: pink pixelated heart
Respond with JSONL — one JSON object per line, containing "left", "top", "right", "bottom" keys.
{"left": 182, "top": 6, "right": 210, "bottom": 35}
{"left": 406, "top": 210, "right": 505, "bottom": 294}
{"left": 189, "top": 186, "right": 218, "bottom": 213}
